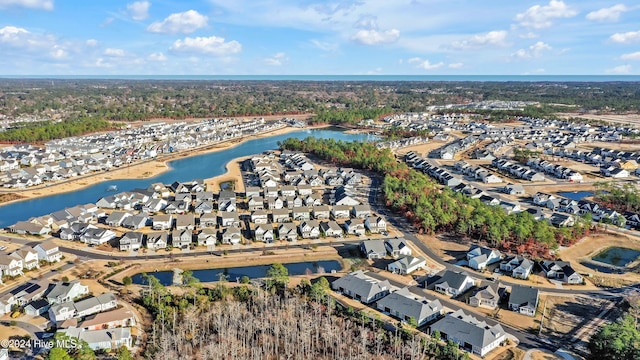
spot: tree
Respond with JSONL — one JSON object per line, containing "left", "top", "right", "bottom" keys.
{"left": 116, "top": 346, "right": 133, "bottom": 360}
{"left": 122, "top": 276, "right": 132, "bottom": 286}
{"left": 406, "top": 316, "right": 418, "bottom": 328}
{"left": 266, "top": 263, "right": 289, "bottom": 292}
{"left": 588, "top": 314, "right": 640, "bottom": 360}
{"left": 309, "top": 277, "right": 330, "bottom": 301}
{"left": 240, "top": 275, "right": 250, "bottom": 284}
{"left": 47, "top": 348, "right": 72, "bottom": 360}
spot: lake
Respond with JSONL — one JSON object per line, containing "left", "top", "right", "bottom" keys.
{"left": 591, "top": 247, "right": 640, "bottom": 267}
{"left": 0, "top": 128, "right": 373, "bottom": 227}
{"left": 131, "top": 260, "right": 342, "bottom": 285}
{"left": 557, "top": 191, "right": 593, "bottom": 201}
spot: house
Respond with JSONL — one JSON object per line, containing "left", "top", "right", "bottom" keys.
{"left": 121, "top": 214, "right": 148, "bottom": 230}
{"left": 331, "top": 205, "right": 351, "bottom": 219}
{"left": 540, "top": 260, "right": 583, "bottom": 284}
{"left": 74, "top": 292, "right": 117, "bottom": 318}
{"left": 344, "top": 218, "right": 365, "bottom": 236}
{"left": 218, "top": 190, "right": 237, "bottom": 211}
{"left": 331, "top": 270, "right": 391, "bottom": 304}
{"left": 193, "top": 200, "right": 214, "bottom": 214}
{"left": 508, "top": 285, "right": 539, "bottom": 317}
{"left": 533, "top": 192, "right": 556, "bottom": 205}
{"left": 11, "top": 248, "right": 39, "bottom": 270}
{"left": 278, "top": 223, "right": 298, "bottom": 242}
{"left": 145, "top": 232, "right": 168, "bottom": 250}
{"left": 385, "top": 238, "right": 412, "bottom": 258}
{"left": 49, "top": 301, "right": 76, "bottom": 322}
{"left": 175, "top": 214, "right": 196, "bottom": 230}
{"left": 466, "top": 245, "right": 502, "bottom": 271}
{"left": 502, "top": 183, "right": 525, "bottom": 195}
{"left": 220, "top": 225, "right": 242, "bottom": 245}
{"left": 292, "top": 207, "right": 311, "bottom": 221}
{"left": 298, "top": 220, "right": 320, "bottom": 239}
{"left": 10, "top": 281, "right": 48, "bottom": 305}
{"left": 247, "top": 196, "right": 265, "bottom": 211}
{"left": 105, "top": 211, "right": 132, "bottom": 227}
{"left": 46, "top": 280, "right": 89, "bottom": 304}
{"left": 219, "top": 211, "right": 240, "bottom": 227}
{"left": 433, "top": 270, "right": 475, "bottom": 297}
{"left": 360, "top": 240, "right": 387, "bottom": 260}
{"left": 171, "top": 229, "right": 193, "bottom": 248}
{"left": 59, "top": 327, "right": 132, "bottom": 351}
{"left": 251, "top": 210, "right": 269, "bottom": 224}
{"left": 320, "top": 221, "right": 343, "bottom": 238}
{"left": 469, "top": 283, "right": 504, "bottom": 309}
{"left": 8, "top": 221, "right": 51, "bottom": 235}
{"left": 119, "top": 232, "right": 144, "bottom": 251}
{"left": 312, "top": 205, "right": 331, "bottom": 220}
{"left": 152, "top": 214, "right": 173, "bottom": 230}
{"left": 0, "top": 254, "right": 23, "bottom": 277}
{"left": 499, "top": 256, "right": 534, "bottom": 279}
{"left": 548, "top": 213, "right": 575, "bottom": 228}
{"left": 199, "top": 213, "right": 217, "bottom": 228}
{"left": 24, "top": 298, "right": 50, "bottom": 316}
{"left": 80, "top": 228, "right": 116, "bottom": 245}
{"left": 78, "top": 307, "right": 136, "bottom": 331}
{"left": 271, "top": 208, "right": 290, "bottom": 223}
{"left": 352, "top": 205, "right": 372, "bottom": 218}
{"left": 387, "top": 256, "right": 426, "bottom": 275}
{"left": 253, "top": 224, "right": 275, "bottom": 243}
{"left": 376, "top": 287, "right": 442, "bottom": 326}
{"left": 429, "top": 309, "right": 506, "bottom": 357}
{"left": 197, "top": 228, "right": 217, "bottom": 247}
{"left": 364, "top": 216, "right": 387, "bottom": 234}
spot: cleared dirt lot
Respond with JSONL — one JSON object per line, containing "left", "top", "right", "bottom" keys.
{"left": 558, "top": 113, "right": 640, "bottom": 126}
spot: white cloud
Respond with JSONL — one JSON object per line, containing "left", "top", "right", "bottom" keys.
{"left": 606, "top": 64, "right": 632, "bottom": 74}
{"left": 448, "top": 62, "right": 464, "bottom": 69}
{"left": 407, "top": 57, "right": 444, "bottom": 70}
{"left": 520, "top": 32, "right": 539, "bottom": 39}
{"left": 147, "top": 10, "right": 208, "bottom": 34}
{"left": 85, "top": 39, "right": 99, "bottom": 47}
{"left": 610, "top": 30, "right": 640, "bottom": 44}
{"left": 620, "top": 52, "right": 640, "bottom": 61}
{"left": 0, "top": 25, "right": 69, "bottom": 60}
{"left": 586, "top": 4, "right": 627, "bottom": 22}
{"left": 512, "top": 41, "right": 552, "bottom": 59}
{"left": 310, "top": 39, "right": 338, "bottom": 52}
{"left": 515, "top": 0, "right": 577, "bottom": 29}
{"left": 354, "top": 14, "right": 378, "bottom": 30}
{"left": 351, "top": 28, "right": 400, "bottom": 45}
{"left": 264, "top": 52, "right": 288, "bottom": 66}
{"left": 148, "top": 52, "right": 167, "bottom": 61}
{"left": 0, "top": 0, "right": 53, "bottom": 10}
{"left": 127, "top": 1, "right": 150, "bottom": 21}
{"left": 104, "top": 48, "right": 126, "bottom": 57}
{"left": 170, "top": 36, "right": 242, "bottom": 56}
{"left": 450, "top": 30, "right": 508, "bottom": 49}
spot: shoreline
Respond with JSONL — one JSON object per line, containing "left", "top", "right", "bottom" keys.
{"left": 0, "top": 124, "right": 330, "bottom": 207}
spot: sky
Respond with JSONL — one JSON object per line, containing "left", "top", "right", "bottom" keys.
{"left": 0, "top": 0, "right": 639, "bottom": 75}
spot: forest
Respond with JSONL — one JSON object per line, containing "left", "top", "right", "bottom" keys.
{"left": 594, "top": 182, "right": 640, "bottom": 214}
{"left": 137, "top": 267, "right": 471, "bottom": 360}
{"left": 0, "top": 117, "right": 118, "bottom": 143}
{"left": 279, "top": 137, "right": 591, "bottom": 257}
{"left": 1, "top": 79, "right": 639, "bottom": 123}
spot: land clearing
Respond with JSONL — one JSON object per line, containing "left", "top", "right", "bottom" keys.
{"left": 541, "top": 295, "right": 612, "bottom": 343}
{"left": 557, "top": 113, "right": 640, "bottom": 126}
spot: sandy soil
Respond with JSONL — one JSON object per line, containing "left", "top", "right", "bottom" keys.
{"left": 0, "top": 124, "right": 322, "bottom": 206}
{"left": 205, "top": 155, "right": 250, "bottom": 193}
{"left": 558, "top": 113, "right": 640, "bottom": 126}
{"left": 528, "top": 350, "right": 563, "bottom": 360}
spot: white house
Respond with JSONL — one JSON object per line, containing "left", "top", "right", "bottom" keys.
{"left": 387, "top": 256, "right": 426, "bottom": 275}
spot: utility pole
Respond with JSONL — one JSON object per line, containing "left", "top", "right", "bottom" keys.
{"left": 539, "top": 299, "right": 548, "bottom": 336}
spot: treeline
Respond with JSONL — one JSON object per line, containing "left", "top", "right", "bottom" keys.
{"left": 310, "top": 107, "right": 390, "bottom": 125}
{"left": 589, "top": 314, "right": 640, "bottom": 360}
{"left": 382, "top": 127, "right": 431, "bottom": 140}
{"left": 594, "top": 182, "right": 640, "bottom": 213}
{"left": 279, "top": 137, "right": 591, "bottom": 257}
{"left": 0, "top": 117, "right": 117, "bottom": 143}
{"left": 138, "top": 269, "right": 471, "bottom": 360}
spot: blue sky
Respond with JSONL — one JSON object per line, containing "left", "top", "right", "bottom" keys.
{"left": 0, "top": 0, "right": 639, "bottom": 75}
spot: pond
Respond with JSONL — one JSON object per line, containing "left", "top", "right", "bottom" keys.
{"left": 131, "top": 260, "right": 342, "bottom": 286}
{"left": 557, "top": 191, "right": 593, "bottom": 201}
{"left": 591, "top": 247, "right": 640, "bottom": 267}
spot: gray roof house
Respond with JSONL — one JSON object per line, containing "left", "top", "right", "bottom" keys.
{"left": 119, "top": 232, "right": 144, "bottom": 251}
{"left": 508, "top": 285, "right": 539, "bottom": 317}
{"left": 499, "top": 256, "right": 534, "bottom": 280}
{"left": 220, "top": 225, "right": 242, "bottom": 245}
{"left": 331, "top": 270, "right": 391, "bottom": 304}
{"left": 58, "top": 327, "right": 132, "bottom": 351}
{"left": 376, "top": 287, "right": 442, "bottom": 327}
{"left": 45, "top": 280, "right": 89, "bottom": 305}
{"left": 387, "top": 256, "right": 427, "bottom": 275}
{"left": 469, "top": 283, "right": 505, "bottom": 309}
{"left": 433, "top": 270, "right": 476, "bottom": 298}
{"left": 360, "top": 239, "right": 387, "bottom": 260}
{"left": 429, "top": 309, "right": 507, "bottom": 357}
{"left": 278, "top": 223, "right": 298, "bottom": 242}
{"left": 320, "top": 221, "right": 343, "bottom": 238}
{"left": 385, "top": 238, "right": 412, "bottom": 258}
